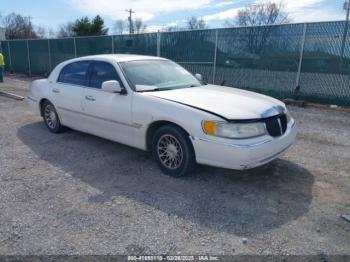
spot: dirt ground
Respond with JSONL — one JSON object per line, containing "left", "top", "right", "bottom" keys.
{"left": 0, "top": 76, "right": 349, "bottom": 256}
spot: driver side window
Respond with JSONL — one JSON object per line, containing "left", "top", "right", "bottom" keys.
{"left": 89, "top": 61, "right": 121, "bottom": 89}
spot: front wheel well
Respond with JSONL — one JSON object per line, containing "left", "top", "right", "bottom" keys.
{"left": 146, "top": 121, "right": 191, "bottom": 151}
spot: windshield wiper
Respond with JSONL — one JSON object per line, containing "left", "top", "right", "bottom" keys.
{"left": 182, "top": 84, "right": 201, "bottom": 88}
{"left": 137, "top": 87, "right": 173, "bottom": 92}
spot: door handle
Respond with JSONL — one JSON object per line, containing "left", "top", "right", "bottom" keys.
{"left": 85, "top": 95, "right": 96, "bottom": 101}
{"left": 52, "top": 88, "right": 60, "bottom": 93}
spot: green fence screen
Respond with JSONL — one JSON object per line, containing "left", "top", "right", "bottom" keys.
{"left": 8, "top": 40, "right": 29, "bottom": 74}
{"left": 28, "top": 40, "right": 50, "bottom": 76}
{"left": 113, "top": 33, "right": 157, "bottom": 55}
{"left": 215, "top": 23, "right": 304, "bottom": 99}
{"left": 76, "top": 35, "right": 113, "bottom": 56}
{"left": 0, "top": 21, "right": 349, "bottom": 106}
{"left": 299, "top": 21, "right": 350, "bottom": 105}
{"left": 50, "top": 38, "right": 76, "bottom": 69}
{"left": 161, "top": 29, "right": 216, "bottom": 84}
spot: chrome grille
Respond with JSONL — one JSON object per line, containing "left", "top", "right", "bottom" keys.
{"left": 264, "top": 114, "right": 287, "bottom": 137}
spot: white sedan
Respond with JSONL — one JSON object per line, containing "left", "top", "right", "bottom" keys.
{"left": 28, "top": 54, "right": 297, "bottom": 177}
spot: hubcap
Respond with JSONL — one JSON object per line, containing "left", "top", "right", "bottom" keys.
{"left": 157, "top": 134, "right": 183, "bottom": 170}
{"left": 44, "top": 104, "right": 57, "bottom": 129}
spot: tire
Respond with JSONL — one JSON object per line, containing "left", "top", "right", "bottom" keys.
{"left": 42, "top": 100, "right": 66, "bottom": 133}
{"left": 152, "top": 125, "right": 196, "bottom": 177}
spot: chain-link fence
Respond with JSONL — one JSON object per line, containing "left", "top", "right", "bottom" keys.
{"left": 1, "top": 20, "right": 349, "bottom": 106}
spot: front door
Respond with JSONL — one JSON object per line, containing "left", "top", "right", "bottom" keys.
{"left": 82, "top": 61, "right": 136, "bottom": 147}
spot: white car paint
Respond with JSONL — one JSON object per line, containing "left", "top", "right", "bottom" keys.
{"left": 142, "top": 85, "right": 286, "bottom": 120}
{"left": 28, "top": 54, "right": 297, "bottom": 170}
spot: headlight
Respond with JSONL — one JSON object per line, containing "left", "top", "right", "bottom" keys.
{"left": 202, "top": 121, "right": 267, "bottom": 139}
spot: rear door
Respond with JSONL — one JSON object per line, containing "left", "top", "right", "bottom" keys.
{"left": 82, "top": 61, "right": 135, "bottom": 146}
{"left": 51, "top": 60, "right": 91, "bottom": 130}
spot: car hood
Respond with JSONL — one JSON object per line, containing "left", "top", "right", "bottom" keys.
{"left": 143, "top": 85, "right": 286, "bottom": 120}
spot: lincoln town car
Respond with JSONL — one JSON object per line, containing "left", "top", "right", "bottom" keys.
{"left": 28, "top": 55, "right": 297, "bottom": 177}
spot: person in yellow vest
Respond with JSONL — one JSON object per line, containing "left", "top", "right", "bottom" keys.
{"left": 0, "top": 52, "right": 4, "bottom": 82}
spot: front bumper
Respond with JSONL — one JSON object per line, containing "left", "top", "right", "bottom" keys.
{"left": 191, "top": 120, "right": 297, "bottom": 170}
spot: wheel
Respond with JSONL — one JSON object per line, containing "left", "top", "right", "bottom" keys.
{"left": 42, "top": 100, "right": 65, "bottom": 133}
{"left": 152, "top": 125, "right": 196, "bottom": 177}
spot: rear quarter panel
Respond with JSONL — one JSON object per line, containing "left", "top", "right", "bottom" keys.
{"left": 28, "top": 79, "right": 51, "bottom": 115}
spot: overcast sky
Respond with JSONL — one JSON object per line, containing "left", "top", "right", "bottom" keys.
{"left": 1, "top": 0, "right": 346, "bottom": 33}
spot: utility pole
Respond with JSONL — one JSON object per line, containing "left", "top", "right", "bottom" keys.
{"left": 28, "top": 16, "right": 32, "bottom": 38}
{"left": 125, "top": 9, "right": 135, "bottom": 34}
{"left": 340, "top": 1, "right": 350, "bottom": 62}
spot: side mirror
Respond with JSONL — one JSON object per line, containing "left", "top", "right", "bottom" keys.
{"left": 102, "top": 80, "right": 122, "bottom": 93}
{"left": 195, "top": 73, "right": 203, "bottom": 82}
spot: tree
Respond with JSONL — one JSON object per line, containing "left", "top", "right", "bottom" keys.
{"left": 236, "top": 2, "right": 289, "bottom": 27}
{"left": 134, "top": 18, "right": 147, "bottom": 34}
{"left": 35, "top": 25, "right": 46, "bottom": 38}
{"left": 226, "top": 2, "right": 290, "bottom": 55}
{"left": 90, "top": 15, "right": 108, "bottom": 35}
{"left": 164, "top": 26, "right": 178, "bottom": 32}
{"left": 186, "top": 16, "right": 206, "bottom": 30}
{"left": 57, "top": 22, "right": 75, "bottom": 38}
{"left": 2, "top": 13, "right": 37, "bottom": 39}
{"left": 47, "top": 27, "right": 56, "bottom": 38}
{"left": 72, "top": 15, "right": 108, "bottom": 36}
{"left": 113, "top": 19, "right": 125, "bottom": 35}
{"left": 72, "top": 17, "right": 91, "bottom": 36}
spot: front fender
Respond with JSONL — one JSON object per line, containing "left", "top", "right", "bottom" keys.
{"left": 132, "top": 93, "right": 223, "bottom": 147}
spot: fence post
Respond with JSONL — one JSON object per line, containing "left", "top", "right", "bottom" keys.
{"left": 111, "top": 35, "right": 115, "bottom": 53}
{"left": 7, "top": 41, "right": 12, "bottom": 72}
{"left": 47, "top": 39, "right": 52, "bottom": 72}
{"left": 73, "top": 37, "right": 77, "bottom": 57}
{"left": 294, "top": 23, "right": 307, "bottom": 97}
{"left": 157, "top": 30, "right": 161, "bottom": 57}
{"left": 26, "top": 40, "right": 31, "bottom": 76}
{"left": 212, "top": 29, "right": 218, "bottom": 84}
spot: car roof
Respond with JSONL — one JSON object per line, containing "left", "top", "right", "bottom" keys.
{"left": 48, "top": 54, "right": 169, "bottom": 81}
{"left": 65, "top": 54, "right": 168, "bottom": 63}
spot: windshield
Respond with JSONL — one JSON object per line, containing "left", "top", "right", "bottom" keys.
{"left": 120, "top": 60, "right": 202, "bottom": 91}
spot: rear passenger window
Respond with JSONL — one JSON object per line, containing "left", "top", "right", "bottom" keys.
{"left": 89, "top": 62, "right": 120, "bottom": 89}
{"left": 58, "top": 61, "right": 90, "bottom": 86}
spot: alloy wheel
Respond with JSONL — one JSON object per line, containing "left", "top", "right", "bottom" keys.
{"left": 44, "top": 104, "right": 57, "bottom": 129}
{"left": 157, "top": 134, "right": 184, "bottom": 170}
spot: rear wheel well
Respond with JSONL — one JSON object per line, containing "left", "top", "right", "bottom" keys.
{"left": 146, "top": 121, "right": 192, "bottom": 151}
{"left": 39, "top": 98, "right": 50, "bottom": 116}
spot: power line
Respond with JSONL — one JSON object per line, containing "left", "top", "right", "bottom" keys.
{"left": 125, "top": 9, "right": 135, "bottom": 34}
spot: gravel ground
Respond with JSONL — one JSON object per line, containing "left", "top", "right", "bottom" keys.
{"left": 0, "top": 76, "right": 349, "bottom": 256}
